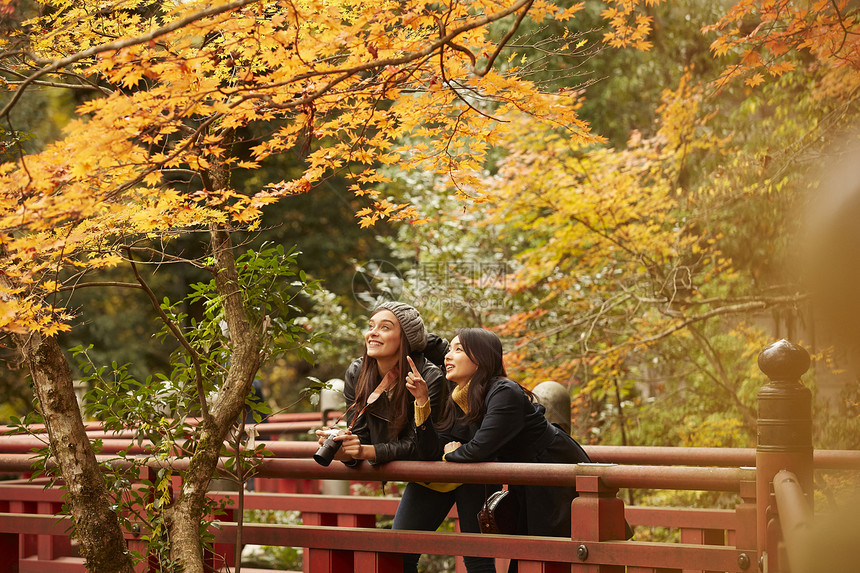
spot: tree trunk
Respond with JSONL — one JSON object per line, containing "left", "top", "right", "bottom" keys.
{"left": 14, "top": 332, "right": 135, "bottom": 573}
{"left": 169, "top": 226, "right": 262, "bottom": 573}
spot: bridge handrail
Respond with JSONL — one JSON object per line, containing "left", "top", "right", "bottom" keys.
{"left": 0, "top": 412, "right": 342, "bottom": 436}
{"left": 2, "top": 434, "right": 859, "bottom": 468}
{"left": 0, "top": 512, "right": 751, "bottom": 572}
{"left": 773, "top": 469, "right": 813, "bottom": 572}
{"left": 213, "top": 521, "right": 750, "bottom": 571}
{"left": 0, "top": 452, "right": 754, "bottom": 490}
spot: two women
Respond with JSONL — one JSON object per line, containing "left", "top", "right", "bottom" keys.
{"left": 319, "top": 305, "right": 590, "bottom": 571}
{"left": 318, "top": 302, "right": 493, "bottom": 572}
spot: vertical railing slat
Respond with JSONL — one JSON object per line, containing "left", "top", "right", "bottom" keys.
{"left": 0, "top": 531, "right": 19, "bottom": 573}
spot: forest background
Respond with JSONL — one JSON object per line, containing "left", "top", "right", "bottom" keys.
{"left": 3, "top": 0, "right": 860, "bottom": 453}
{"left": 1, "top": 0, "right": 860, "bottom": 568}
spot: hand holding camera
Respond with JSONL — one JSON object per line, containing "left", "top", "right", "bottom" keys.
{"left": 313, "top": 427, "right": 373, "bottom": 466}
{"left": 314, "top": 368, "right": 400, "bottom": 466}
{"left": 313, "top": 428, "right": 346, "bottom": 466}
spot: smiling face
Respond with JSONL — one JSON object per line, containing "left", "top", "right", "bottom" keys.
{"left": 444, "top": 335, "right": 479, "bottom": 386}
{"left": 364, "top": 309, "right": 403, "bottom": 363}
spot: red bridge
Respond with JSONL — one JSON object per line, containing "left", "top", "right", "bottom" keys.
{"left": 0, "top": 340, "right": 857, "bottom": 573}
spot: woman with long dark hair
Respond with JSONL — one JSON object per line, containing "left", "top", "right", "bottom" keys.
{"left": 317, "top": 301, "right": 447, "bottom": 465}
{"left": 317, "top": 302, "right": 487, "bottom": 573}
{"left": 407, "top": 327, "right": 592, "bottom": 547}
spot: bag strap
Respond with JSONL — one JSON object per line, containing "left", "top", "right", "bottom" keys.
{"left": 348, "top": 366, "right": 400, "bottom": 429}
{"left": 327, "top": 366, "right": 401, "bottom": 431}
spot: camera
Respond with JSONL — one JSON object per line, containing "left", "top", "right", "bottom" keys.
{"left": 313, "top": 428, "right": 345, "bottom": 466}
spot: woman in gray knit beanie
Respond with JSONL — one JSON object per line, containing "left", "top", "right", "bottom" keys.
{"left": 373, "top": 301, "right": 428, "bottom": 353}
{"left": 314, "top": 301, "right": 463, "bottom": 572}
{"left": 315, "top": 301, "right": 445, "bottom": 466}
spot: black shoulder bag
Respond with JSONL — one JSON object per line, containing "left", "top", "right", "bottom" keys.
{"left": 477, "top": 488, "right": 519, "bottom": 534}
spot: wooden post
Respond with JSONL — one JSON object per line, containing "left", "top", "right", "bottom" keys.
{"left": 10, "top": 500, "right": 36, "bottom": 559}
{"left": 210, "top": 507, "right": 235, "bottom": 571}
{"left": 733, "top": 479, "right": 757, "bottom": 554}
{"left": 0, "top": 531, "right": 18, "bottom": 573}
{"left": 304, "top": 511, "right": 352, "bottom": 573}
{"left": 354, "top": 551, "right": 401, "bottom": 573}
{"left": 756, "top": 339, "right": 812, "bottom": 572}
{"left": 36, "top": 501, "right": 71, "bottom": 560}
{"left": 572, "top": 473, "right": 627, "bottom": 573}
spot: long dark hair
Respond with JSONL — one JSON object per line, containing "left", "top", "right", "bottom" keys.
{"left": 352, "top": 308, "right": 411, "bottom": 440}
{"left": 455, "top": 328, "right": 533, "bottom": 424}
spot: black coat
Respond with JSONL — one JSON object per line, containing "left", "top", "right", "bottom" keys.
{"left": 343, "top": 352, "right": 448, "bottom": 465}
{"left": 416, "top": 377, "right": 591, "bottom": 536}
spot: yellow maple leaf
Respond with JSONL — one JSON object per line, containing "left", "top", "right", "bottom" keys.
{"left": 745, "top": 72, "right": 765, "bottom": 87}
{"left": 768, "top": 61, "right": 796, "bottom": 77}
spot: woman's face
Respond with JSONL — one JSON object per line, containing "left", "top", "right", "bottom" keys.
{"left": 365, "top": 310, "right": 402, "bottom": 362}
{"left": 444, "top": 335, "right": 479, "bottom": 385}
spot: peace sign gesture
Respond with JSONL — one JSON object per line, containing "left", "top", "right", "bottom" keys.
{"left": 405, "top": 356, "right": 429, "bottom": 406}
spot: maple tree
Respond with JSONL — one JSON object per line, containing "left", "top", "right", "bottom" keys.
{"left": 2, "top": 0, "right": 860, "bottom": 569}
{"left": 0, "top": 0, "right": 600, "bottom": 570}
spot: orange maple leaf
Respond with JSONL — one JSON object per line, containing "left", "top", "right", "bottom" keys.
{"left": 745, "top": 72, "right": 765, "bottom": 87}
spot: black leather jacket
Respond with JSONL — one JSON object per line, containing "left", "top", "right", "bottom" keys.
{"left": 343, "top": 346, "right": 448, "bottom": 465}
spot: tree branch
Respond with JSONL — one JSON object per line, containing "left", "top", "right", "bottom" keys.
{"left": 437, "top": 18, "right": 504, "bottom": 123}
{"left": 590, "top": 293, "right": 810, "bottom": 357}
{"left": 474, "top": 0, "right": 535, "bottom": 77}
{"left": 8, "top": 0, "right": 536, "bottom": 200}
{"left": 126, "top": 249, "right": 211, "bottom": 422}
{"left": 1, "top": 64, "right": 112, "bottom": 94}
{"left": 3, "top": 79, "right": 101, "bottom": 90}
{"left": 57, "top": 281, "right": 143, "bottom": 292}
{"left": 687, "top": 325, "right": 757, "bottom": 432}
{"left": 126, "top": 244, "right": 214, "bottom": 271}
{"left": 183, "top": 0, "right": 536, "bottom": 109}
{"left": 0, "top": 0, "right": 260, "bottom": 119}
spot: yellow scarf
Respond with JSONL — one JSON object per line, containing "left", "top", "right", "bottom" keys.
{"left": 452, "top": 381, "right": 470, "bottom": 414}
{"left": 421, "top": 381, "right": 470, "bottom": 492}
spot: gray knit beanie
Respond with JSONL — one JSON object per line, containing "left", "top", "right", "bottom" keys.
{"left": 374, "top": 301, "right": 428, "bottom": 353}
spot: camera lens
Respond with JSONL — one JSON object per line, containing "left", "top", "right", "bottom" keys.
{"left": 313, "top": 434, "right": 342, "bottom": 466}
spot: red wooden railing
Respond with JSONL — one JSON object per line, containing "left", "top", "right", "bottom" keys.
{"left": 0, "top": 455, "right": 756, "bottom": 573}
{"left": 2, "top": 442, "right": 858, "bottom": 572}
{"left": 0, "top": 339, "right": 857, "bottom": 572}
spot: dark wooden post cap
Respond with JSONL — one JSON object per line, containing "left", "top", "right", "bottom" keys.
{"left": 757, "top": 339, "right": 810, "bottom": 382}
